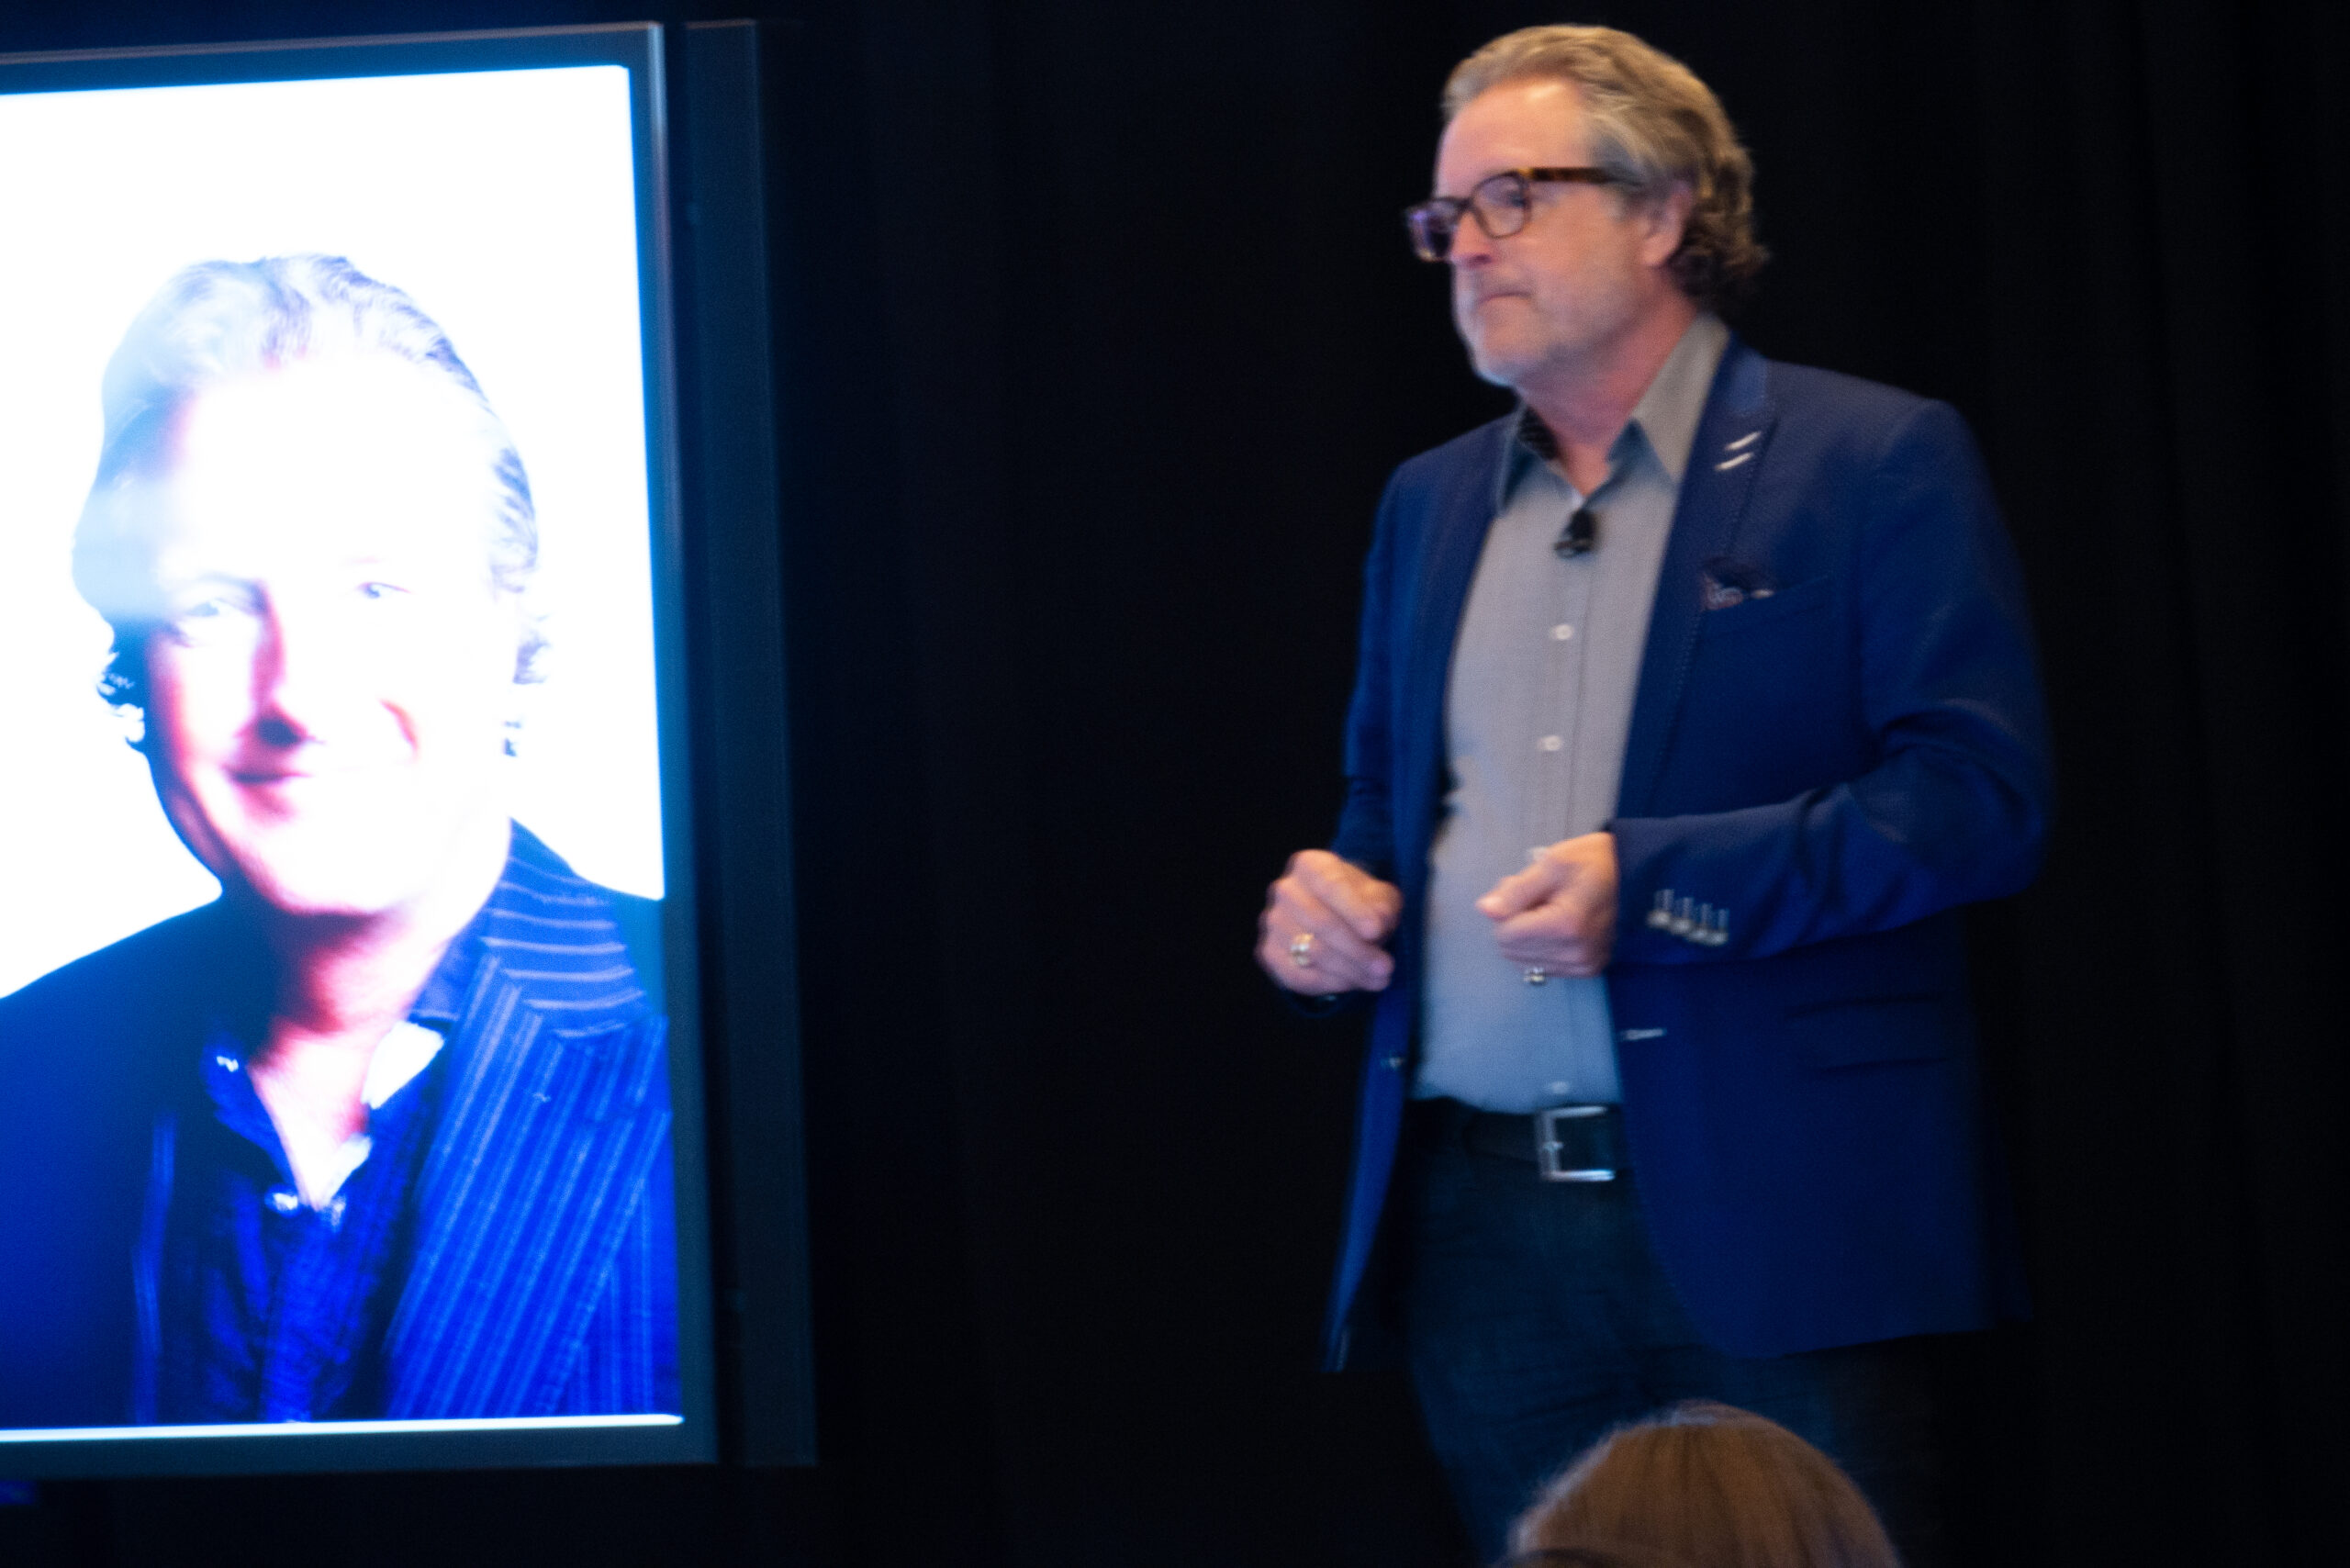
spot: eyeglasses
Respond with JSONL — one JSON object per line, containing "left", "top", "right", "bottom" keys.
{"left": 1404, "top": 167, "right": 1622, "bottom": 262}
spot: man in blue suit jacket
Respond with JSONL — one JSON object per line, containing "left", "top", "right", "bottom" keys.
{"left": 0, "top": 256, "right": 677, "bottom": 1432}
{"left": 1258, "top": 28, "right": 2048, "bottom": 1562}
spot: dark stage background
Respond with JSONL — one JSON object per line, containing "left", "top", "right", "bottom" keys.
{"left": 4, "top": 2, "right": 2346, "bottom": 1564}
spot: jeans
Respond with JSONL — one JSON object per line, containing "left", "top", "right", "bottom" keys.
{"left": 1401, "top": 1111, "right": 1949, "bottom": 1565}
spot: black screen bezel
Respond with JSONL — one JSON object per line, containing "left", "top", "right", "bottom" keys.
{"left": 0, "top": 22, "right": 718, "bottom": 1478}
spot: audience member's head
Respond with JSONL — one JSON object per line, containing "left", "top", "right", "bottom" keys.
{"left": 1507, "top": 1402, "right": 1900, "bottom": 1568}
{"left": 1503, "top": 1547, "right": 1690, "bottom": 1568}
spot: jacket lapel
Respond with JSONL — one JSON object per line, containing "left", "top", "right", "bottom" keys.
{"left": 384, "top": 955, "right": 670, "bottom": 1418}
{"left": 1617, "top": 340, "right": 1777, "bottom": 817}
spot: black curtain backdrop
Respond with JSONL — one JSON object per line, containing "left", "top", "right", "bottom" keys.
{"left": 3, "top": 2, "right": 2346, "bottom": 1565}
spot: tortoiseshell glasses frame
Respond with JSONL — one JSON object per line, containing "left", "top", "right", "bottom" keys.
{"left": 1404, "top": 166, "right": 1623, "bottom": 261}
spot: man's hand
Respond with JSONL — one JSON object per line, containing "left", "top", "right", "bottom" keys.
{"left": 1259, "top": 850, "right": 1403, "bottom": 995}
{"left": 1476, "top": 832, "right": 1618, "bottom": 978}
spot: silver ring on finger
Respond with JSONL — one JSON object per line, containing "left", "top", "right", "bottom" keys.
{"left": 1289, "top": 932, "right": 1316, "bottom": 968}
{"left": 1523, "top": 966, "right": 1548, "bottom": 985}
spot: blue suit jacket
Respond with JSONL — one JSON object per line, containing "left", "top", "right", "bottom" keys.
{"left": 1326, "top": 339, "right": 2053, "bottom": 1364}
{"left": 0, "top": 826, "right": 677, "bottom": 1428}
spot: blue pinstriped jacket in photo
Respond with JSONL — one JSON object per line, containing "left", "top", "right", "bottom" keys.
{"left": 0, "top": 825, "right": 678, "bottom": 1428}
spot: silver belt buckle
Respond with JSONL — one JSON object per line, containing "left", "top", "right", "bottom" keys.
{"left": 1535, "top": 1104, "right": 1615, "bottom": 1182}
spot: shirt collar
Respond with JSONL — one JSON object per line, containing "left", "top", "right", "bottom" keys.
{"left": 407, "top": 827, "right": 521, "bottom": 1027}
{"left": 1498, "top": 311, "right": 1731, "bottom": 502}
{"left": 1624, "top": 311, "right": 1729, "bottom": 485}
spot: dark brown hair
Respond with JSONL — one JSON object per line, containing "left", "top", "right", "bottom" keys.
{"left": 1510, "top": 1403, "right": 1900, "bottom": 1568}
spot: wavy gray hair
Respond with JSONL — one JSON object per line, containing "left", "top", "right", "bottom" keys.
{"left": 73, "top": 253, "right": 544, "bottom": 720}
{"left": 1444, "top": 26, "right": 1768, "bottom": 312}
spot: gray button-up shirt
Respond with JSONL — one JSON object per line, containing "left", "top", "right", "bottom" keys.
{"left": 1415, "top": 314, "right": 1729, "bottom": 1113}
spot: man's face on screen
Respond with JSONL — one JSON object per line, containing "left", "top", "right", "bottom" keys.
{"left": 137, "top": 355, "right": 524, "bottom": 921}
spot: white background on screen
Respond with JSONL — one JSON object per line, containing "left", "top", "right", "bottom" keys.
{"left": 0, "top": 66, "right": 667, "bottom": 999}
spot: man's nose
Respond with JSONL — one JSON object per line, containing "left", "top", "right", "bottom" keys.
{"left": 251, "top": 596, "right": 358, "bottom": 738}
{"left": 1446, "top": 209, "right": 1498, "bottom": 267}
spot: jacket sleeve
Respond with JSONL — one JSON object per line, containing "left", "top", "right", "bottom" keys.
{"left": 1608, "top": 399, "right": 2053, "bottom": 964}
{"left": 1328, "top": 470, "right": 1408, "bottom": 883}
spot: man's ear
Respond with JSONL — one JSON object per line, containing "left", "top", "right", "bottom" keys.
{"left": 1638, "top": 180, "right": 1695, "bottom": 270}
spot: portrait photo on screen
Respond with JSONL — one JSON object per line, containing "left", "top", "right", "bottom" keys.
{"left": 0, "top": 63, "right": 683, "bottom": 1443}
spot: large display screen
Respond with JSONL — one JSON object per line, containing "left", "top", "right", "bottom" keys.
{"left": 0, "top": 26, "right": 714, "bottom": 1473}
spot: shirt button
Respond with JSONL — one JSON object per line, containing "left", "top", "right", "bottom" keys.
{"left": 1550, "top": 623, "right": 1573, "bottom": 641}
{"left": 1538, "top": 734, "right": 1563, "bottom": 752}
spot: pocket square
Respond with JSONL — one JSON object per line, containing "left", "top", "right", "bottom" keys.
{"left": 1700, "top": 555, "right": 1779, "bottom": 610}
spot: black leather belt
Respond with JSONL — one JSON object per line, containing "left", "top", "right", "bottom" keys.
{"left": 1418, "top": 1097, "right": 1622, "bottom": 1182}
